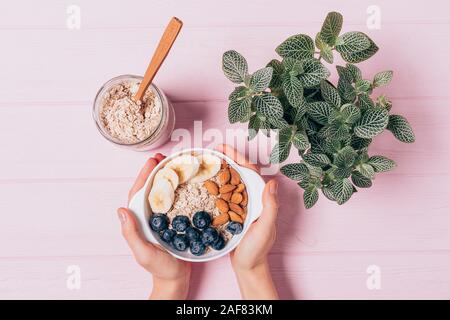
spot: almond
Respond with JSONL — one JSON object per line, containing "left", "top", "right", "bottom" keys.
{"left": 219, "top": 184, "right": 236, "bottom": 194}
{"left": 228, "top": 210, "right": 243, "bottom": 223}
{"left": 241, "top": 190, "right": 248, "bottom": 206}
{"left": 215, "top": 198, "right": 229, "bottom": 214}
{"left": 229, "top": 202, "right": 244, "bottom": 215}
{"left": 235, "top": 183, "right": 245, "bottom": 193}
{"left": 221, "top": 161, "right": 228, "bottom": 169}
{"left": 203, "top": 180, "right": 219, "bottom": 195}
{"left": 221, "top": 192, "right": 232, "bottom": 201}
{"left": 212, "top": 212, "right": 229, "bottom": 226}
{"left": 230, "top": 192, "right": 243, "bottom": 204}
{"left": 241, "top": 212, "right": 247, "bottom": 221}
{"left": 229, "top": 167, "right": 240, "bottom": 185}
{"left": 218, "top": 169, "right": 231, "bottom": 184}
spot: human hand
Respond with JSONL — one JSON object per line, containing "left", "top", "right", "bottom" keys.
{"left": 215, "top": 144, "right": 279, "bottom": 299}
{"left": 117, "top": 153, "right": 191, "bottom": 300}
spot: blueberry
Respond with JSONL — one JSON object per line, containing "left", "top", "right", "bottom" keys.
{"left": 172, "top": 215, "right": 191, "bottom": 232}
{"left": 185, "top": 227, "right": 201, "bottom": 242}
{"left": 150, "top": 214, "right": 169, "bottom": 232}
{"left": 193, "top": 211, "right": 212, "bottom": 230}
{"left": 190, "top": 240, "right": 206, "bottom": 256}
{"left": 160, "top": 229, "right": 176, "bottom": 243}
{"left": 211, "top": 233, "right": 226, "bottom": 250}
{"left": 226, "top": 221, "right": 243, "bottom": 235}
{"left": 201, "top": 227, "right": 219, "bottom": 246}
{"left": 172, "top": 234, "right": 189, "bottom": 251}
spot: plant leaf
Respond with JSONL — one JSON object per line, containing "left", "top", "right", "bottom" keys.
{"left": 339, "top": 38, "right": 379, "bottom": 63}
{"left": 269, "top": 117, "right": 290, "bottom": 129}
{"left": 320, "top": 80, "right": 341, "bottom": 108}
{"left": 334, "top": 167, "right": 353, "bottom": 179}
{"left": 373, "top": 70, "right": 393, "bottom": 87}
{"left": 322, "top": 186, "right": 336, "bottom": 201}
{"left": 266, "top": 59, "right": 284, "bottom": 89}
{"left": 357, "top": 93, "right": 375, "bottom": 112}
{"left": 387, "top": 115, "right": 415, "bottom": 143}
{"left": 354, "top": 108, "right": 389, "bottom": 139}
{"left": 341, "top": 103, "right": 361, "bottom": 123}
{"left": 248, "top": 114, "right": 260, "bottom": 140}
{"left": 319, "top": 12, "right": 343, "bottom": 46}
{"left": 306, "top": 101, "right": 333, "bottom": 125}
{"left": 315, "top": 33, "right": 334, "bottom": 64}
{"left": 222, "top": 50, "right": 248, "bottom": 83}
{"left": 270, "top": 142, "right": 291, "bottom": 163}
{"left": 355, "top": 79, "right": 372, "bottom": 93}
{"left": 336, "top": 32, "right": 371, "bottom": 54}
{"left": 337, "top": 65, "right": 353, "bottom": 83}
{"left": 281, "top": 163, "right": 309, "bottom": 181}
{"left": 368, "top": 155, "right": 397, "bottom": 172}
{"left": 228, "top": 96, "right": 252, "bottom": 124}
{"left": 358, "top": 163, "right": 375, "bottom": 179}
{"left": 334, "top": 146, "right": 357, "bottom": 168}
{"left": 282, "top": 57, "right": 303, "bottom": 74}
{"left": 298, "top": 59, "right": 331, "bottom": 88}
{"left": 351, "top": 136, "right": 372, "bottom": 150}
{"left": 351, "top": 171, "right": 372, "bottom": 188}
{"left": 330, "top": 178, "right": 354, "bottom": 205}
{"left": 337, "top": 78, "right": 357, "bottom": 103}
{"left": 346, "top": 64, "right": 362, "bottom": 82}
{"left": 292, "top": 132, "right": 310, "bottom": 150}
{"left": 318, "top": 123, "right": 350, "bottom": 141}
{"left": 249, "top": 67, "right": 273, "bottom": 91}
{"left": 228, "top": 86, "right": 248, "bottom": 101}
{"left": 303, "top": 153, "right": 331, "bottom": 167}
{"left": 276, "top": 34, "right": 315, "bottom": 60}
{"left": 253, "top": 93, "right": 284, "bottom": 118}
{"left": 270, "top": 127, "right": 293, "bottom": 163}
{"left": 303, "top": 188, "right": 319, "bottom": 209}
{"left": 293, "top": 101, "right": 307, "bottom": 124}
{"left": 282, "top": 74, "right": 304, "bottom": 108}
{"left": 376, "top": 95, "right": 393, "bottom": 111}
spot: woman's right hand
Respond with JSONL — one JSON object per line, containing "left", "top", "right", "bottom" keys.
{"left": 215, "top": 145, "right": 279, "bottom": 300}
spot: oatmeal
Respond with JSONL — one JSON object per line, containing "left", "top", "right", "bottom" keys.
{"left": 148, "top": 152, "right": 248, "bottom": 255}
{"left": 167, "top": 182, "right": 220, "bottom": 220}
{"left": 100, "top": 81, "right": 162, "bottom": 143}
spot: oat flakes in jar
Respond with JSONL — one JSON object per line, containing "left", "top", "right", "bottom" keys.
{"left": 92, "top": 75, "right": 175, "bottom": 151}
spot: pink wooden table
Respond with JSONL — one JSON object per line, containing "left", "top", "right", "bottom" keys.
{"left": 1, "top": 0, "right": 449, "bottom": 299}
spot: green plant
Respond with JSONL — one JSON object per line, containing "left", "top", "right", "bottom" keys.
{"left": 222, "top": 12, "right": 415, "bottom": 208}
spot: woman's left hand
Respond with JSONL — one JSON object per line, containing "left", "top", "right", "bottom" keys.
{"left": 117, "top": 153, "right": 191, "bottom": 300}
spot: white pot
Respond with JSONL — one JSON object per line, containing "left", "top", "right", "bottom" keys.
{"left": 128, "top": 148, "right": 265, "bottom": 262}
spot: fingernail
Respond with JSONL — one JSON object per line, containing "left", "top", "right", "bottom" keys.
{"left": 117, "top": 209, "right": 127, "bottom": 224}
{"left": 269, "top": 180, "right": 278, "bottom": 195}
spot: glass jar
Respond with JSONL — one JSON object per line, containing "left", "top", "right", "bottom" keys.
{"left": 92, "top": 74, "right": 175, "bottom": 151}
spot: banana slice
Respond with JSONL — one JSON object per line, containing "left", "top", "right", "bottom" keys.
{"left": 165, "top": 155, "right": 200, "bottom": 184}
{"left": 154, "top": 167, "right": 179, "bottom": 190}
{"left": 149, "top": 179, "right": 175, "bottom": 213}
{"left": 189, "top": 154, "right": 222, "bottom": 183}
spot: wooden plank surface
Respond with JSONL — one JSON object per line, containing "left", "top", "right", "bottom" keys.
{"left": 1, "top": 24, "right": 449, "bottom": 103}
{"left": 1, "top": 252, "right": 449, "bottom": 299}
{"left": 0, "top": 0, "right": 449, "bottom": 299}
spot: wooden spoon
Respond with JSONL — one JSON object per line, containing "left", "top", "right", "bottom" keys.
{"left": 133, "top": 17, "right": 183, "bottom": 102}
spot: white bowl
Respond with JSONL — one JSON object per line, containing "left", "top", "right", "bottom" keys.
{"left": 128, "top": 148, "right": 265, "bottom": 262}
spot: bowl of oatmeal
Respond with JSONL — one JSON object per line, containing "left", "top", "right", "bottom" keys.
{"left": 128, "top": 148, "right": 265, "bottom": 262}
{"left": 92, "top": 75, "right": 175, "bottom": 151}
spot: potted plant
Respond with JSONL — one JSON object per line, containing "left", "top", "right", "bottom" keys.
{"left": 222, "top": 12, "right": 415, "bottom": 208}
